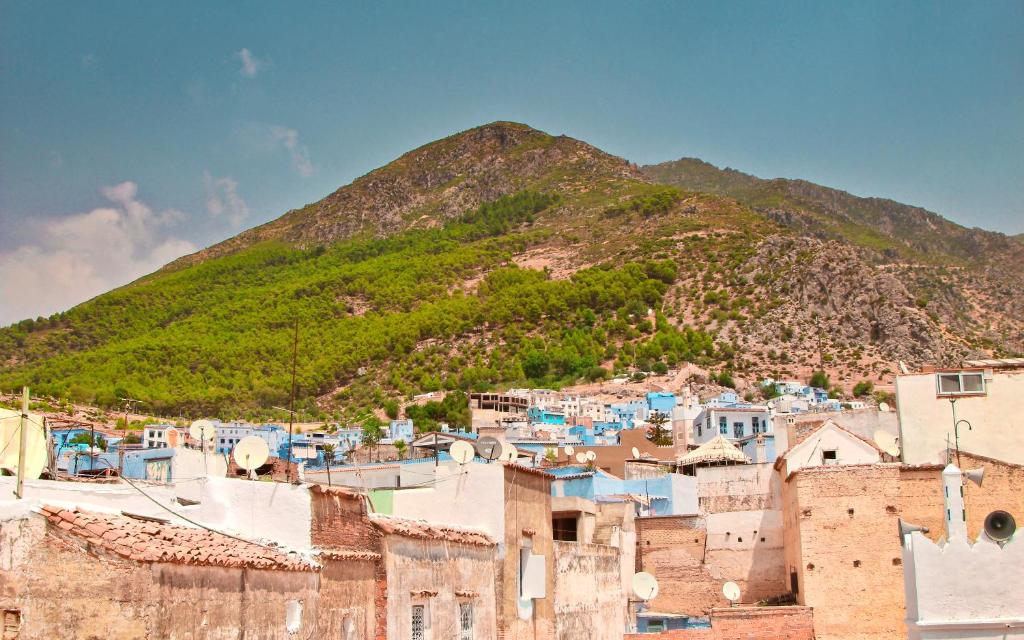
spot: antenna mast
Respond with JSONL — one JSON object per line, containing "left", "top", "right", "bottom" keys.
{"left": 14, "top": 387, "right": 29, "bottom": 499}
{"left": 287, "top": 320, "right": 299, "bottom": 483}
{"left": 118, "top": 396, "right": 143, "bottom": 477}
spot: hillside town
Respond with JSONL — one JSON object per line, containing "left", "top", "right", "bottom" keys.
{"left": 1, "top": 358, "right": 1021, "bottom": 639}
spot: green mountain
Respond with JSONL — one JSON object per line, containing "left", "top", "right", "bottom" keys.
{"left": 1, "top": 123, "right": 1020, "bottom": 420}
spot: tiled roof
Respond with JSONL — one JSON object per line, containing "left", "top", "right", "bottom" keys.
{"left": 40, "top": 505, "right": 314, "bottom": 571}
{"left": 370, "top": 515, "right": 495, "bottom": 547}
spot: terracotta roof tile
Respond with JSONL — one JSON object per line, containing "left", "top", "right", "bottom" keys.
{"left": 370, "top": 515, "right": 495, "bottom": 547}
{"left": 40, "top": 506, "right": 314, "bottom": 572}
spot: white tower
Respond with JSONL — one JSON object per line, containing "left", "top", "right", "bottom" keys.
{"left": 941, "top": 464, "right": 967, "bottom": 541}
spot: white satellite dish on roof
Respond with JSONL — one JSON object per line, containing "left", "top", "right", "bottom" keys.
{"left": 189, "top": 419, "right": 216, "bottom": 442}
{"left": 499, "top": 444, "right": 519, "bottom": 463}
{"left": 586, "top": 450, "right": 597, "bottom": 462}
{"left": 631, "top": 446, "right": 641, "bottom": 459}
{"left": 873, "top": 430, "right": 900, "bottom": 457}
{"left": 564, "top": 445, "right": 575, "bottom": 457}
{"left": 632, "top": 572, "right": 659, "bottom": 600}
{"left": 723, "top": 581, "right": 741, "bottom": 603}
{"left": 450, "top": 440, "right": 474, "bottom": 465}
{"left": 476, "top": 436, "right": 503, "bottom": 462}
{"left": 0, "top": 408, "right": 47, "bottom": 480}
{"left": 575, "top": 452, "right": 587, "bottom": 464}
{"left": 878, "top": 402, "right": 890, "bottom": 413}
{"left": 233, "top": 436, "right": 269, "bottom": 474}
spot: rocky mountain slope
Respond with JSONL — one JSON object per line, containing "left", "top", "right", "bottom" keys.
{"left": 1, "top": 123, "right": 1020, "bottom": 418}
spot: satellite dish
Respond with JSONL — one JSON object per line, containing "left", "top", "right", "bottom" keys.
{"left": 873, "top": 431, "right": 900, "bottom": 457}
{"left": 767, "top": 401, "right": 776, "bottom": 411}
{"left": 233, "top": 436, "right": 269, "bottom": 471}
{"left": 723, "top": 581, "right": 741, "bottom": 603}
{"left": 631, "top": 447, "right": 641, "bottom": 459}
{"left": 189, "top": 419, "right": 216, "bottom": 442}
{"left": 564, "top": 445, "right": 575, "bottom": 456}
{"left": 499, "top": 445, "right": 519, "bottom": 463}
{"left": 575, "top": 452, "right": 587, "bottom": 464}
{"left": 450, "top": 441, "right": 474, "bottom": 465}
{"left": 631, "top": 572, "right": 659, "bottom": 600}
{"left": 964, "top": 467, "right": 985, "bottom": 487}
{"left": 878, "top": 402, "right": 890, "bottom": 413}
{"left": 586, "top": 451, "right": 597, "bottom": 462}
{"left": 475, "top": 436, "right": 503, "bottom": 462}
{"left": 0, "top": 408, "right": 47, "bottom": 480}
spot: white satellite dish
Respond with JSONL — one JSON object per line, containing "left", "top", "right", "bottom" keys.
{"left": 450, "top": 440, "right": 474, "bottom": 465}
{"left": 233, "top": 436, "right": 270, "bottom": 471}
{"left": 0, "top": 408, "right": 47, "bottom": 480}
{"left": 632, "top": 572, "right": 659, "bottom": 600}
{"left": 499, "top": 444, "right": 519, "bottom": 463}
{"left": 564, "top": 445, "right": 575, "bottom": 457}
{"left": 723, "top": 581, "right": 741, "bottom": 603}
{"left": 631, "top": 446, "right": 640, "bottom": 459}
{"left": 873, "top": 430, "right": 900, "bottom": 457}
{"left": 586, "top": 450, "right": 597, "bottom": 462}
{"left": 575, "top": 452, "right": 587, "bottom": 464}
{"left": 878, "top": 402, "right": 890, "bottom": 413}
{"left": 189, "top": 419, "right": 216, "bottom": 442}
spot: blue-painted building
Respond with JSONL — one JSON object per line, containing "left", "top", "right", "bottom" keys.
{"left": 645, "top": 392, "right": 677, "bottom": 416}
{"left": 550, "top": 465, "right": 696, "bottom": 516}
{"left": 528, "top": 407, "right": 566, "bottom": 425}
{"left": 386, "top": 419, "right": 415, "bottom": 443}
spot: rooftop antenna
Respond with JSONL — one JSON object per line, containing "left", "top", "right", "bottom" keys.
{"left": 948, "top": 398, "right": 971, "bottom": 468}
{"left": 287, "top": 319, "right": 299, "bottom": 482}
{"left": 631, "top": 572, "right": 659, "bottom": 601}
{"left": 499, "top": 444, "right": 519, "bottom": 463}
{"left": 117, "top": 396, "right": 145, "bottom": 477}
{"left": 575, "top": 452, "right": 587, "bottom": 464}
{"left": 233, "top": 436, "right": 270, "bottom": 480}
{"left": 872, "top": 431, "right": 900, "bottom": 458}
{"left": 563, "top": 444, "right": 575, "bottom": 464}
{"left": 631, "top": 446, "right": 641, "bottom": 459}
{"left": 723, "top": 581, "right": 741, "bottom": 606}
{"left": 189, "top": 419, "right": 216, "bottom": 475}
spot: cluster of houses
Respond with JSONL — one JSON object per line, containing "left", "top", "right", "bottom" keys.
{"left": 2, "top": 359, "right": 1023, "bottom": 639}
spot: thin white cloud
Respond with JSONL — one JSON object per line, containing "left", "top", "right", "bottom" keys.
{"left": 203, "top": 171, "right": 251, "bottom": 227}
{"left": 271, "top": 126, "right": 315, "bottom": 177}
{"left": 81, "top": 53, "right": 96, "bottom": 69}
{"left": 0, "top": 181, "right": 196, "bottom": 326}
{"left": 235, "top": 48, "right": 263, "bottom": 78}
{"left": 49, "top": 151, "right": 63, "bottom": 168}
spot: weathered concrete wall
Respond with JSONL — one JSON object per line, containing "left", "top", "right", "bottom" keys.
{"left": 391, "top": 462, "right": 506, "bottom": 541}
{"left": 553, "top": 541, "right": 625, "bottom": 640}
{"left": 635, "top": 510, "right": 787, "bottom": 616}
{"left": 695, "top": 464, "right": 779, "bottom": 514}
{"left": 499, "top": 466, "right": 556, "bottom": 640}
{"left": 0, "top": 514, "right": 376, "bottom": 640}
{"left": 783, "top": 455, "right": 1024, "bottom": 640}
{"left": 897, "top": 370, "right": 1024, "bottom": 465}
{"left": 200, "top": 475, "right": 312, "bottom": 551}
{"left": 624, "top": 606, "right": 814, "bottom": 640}
{"left": 383, "top": 534, "right": 497, "bottom": 640}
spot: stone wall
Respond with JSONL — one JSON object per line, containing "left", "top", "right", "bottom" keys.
{"left": 696, "top": 464, "right": 780, "bottom": 513}
{"left": 0, "top": 514, "right": 376, "bottom": 640}
{"left": 553, "top": 541, "right": 626, "bottom": 640}
{"left": 383, "top": 534, "right": 498, "bottom": 640}
{"left": 784, "top": 454, "right": 1024, "bottom": 640}
{"left": 625, "top": 606, "right": 814, "bottom": 640}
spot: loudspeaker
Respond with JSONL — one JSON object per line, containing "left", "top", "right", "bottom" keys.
{"left": 963, "top": 467, "right": 985, "bottom": 487}
{"left": 983, "top": 510, "right": 1016, "bottom": 543}
{"left": 897, "top": 518, "right": 929, "bottom": 546}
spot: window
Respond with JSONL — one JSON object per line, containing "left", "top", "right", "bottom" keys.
{"left": 719, "top": 417, "right": 728, "bottom": 435}
{"left": 751, "top": 417, "right": 761, "bottom": 434}
{"left": 822, "top": 449, "right": 838, "bottom": 465}
{"left": 936, "top": 371, "right": 986, "bottom": 396}
{"left": 411, "top": 605, "right": 425, "bottom": 640}
{"left": 3, "top": 609, "right": 20, "bottom": 639}
{"left": 697, "top": 423, "right": 702, "bottom": 437}
{"left": 733, "top": 421, "right": 744, "bottom": 438}
{"left": 459, "top": 603, "right": 473, "bottom": 640}
{"left": 552, "top": 516, "right": 578, "bottom": 541}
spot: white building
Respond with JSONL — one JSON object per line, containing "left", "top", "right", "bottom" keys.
{"left": 692, "top": 406, "right": 772, "bottom": 445}
{"left": 142, "top": 424, "right": 180, "bottom": 449}
{"left": 901, "top": 464, "right": 1024, "bottom": 639}
{"left": 214, "top": 421, "right": 288, "bottom": 455}
{"left": 896, "top": 360, "right": 1024, "bottom": 465}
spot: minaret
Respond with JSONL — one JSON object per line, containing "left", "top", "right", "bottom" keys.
{"left": 942, "top": 464, "right": 967, "bottom": 541}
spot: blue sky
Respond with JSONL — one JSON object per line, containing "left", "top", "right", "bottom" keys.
{"left": 1, "top": 1, "right": 1022, "bottom": 324}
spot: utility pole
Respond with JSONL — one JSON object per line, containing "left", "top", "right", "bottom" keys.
{"left": 118, "top": 397, "right": 143, "bottom": 477}
{"left": 14, "top": 387, "right": 29, "bottom": 498}
{"left": 287, "top": 320, "right": 300, "bottom": 483}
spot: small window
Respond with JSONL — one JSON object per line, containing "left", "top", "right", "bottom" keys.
{"left": 936, "top": 372, "right": 986, "bottom": 396}
{"left": 3, "top": 610, "right": 20, "bottom": 639}
{"left": 733, "top": 421, "right": 744, "bottom": 438}
{"left": 752, "top": 416, "right": 761, "bottom": 434}
{"left": 411, "top": 605, "right": 425, "bottom": 640}
{"left": 822, "top": 450, "right": 838, "bottom": 465}
{"left": 459, "top": 603, "right": 473, "bottom": 640}
{"left": 553, "top": 516, "right": 578, "bottom": 542}
{"left": 719, "top": 417, "right": 728, "bottom": 435}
